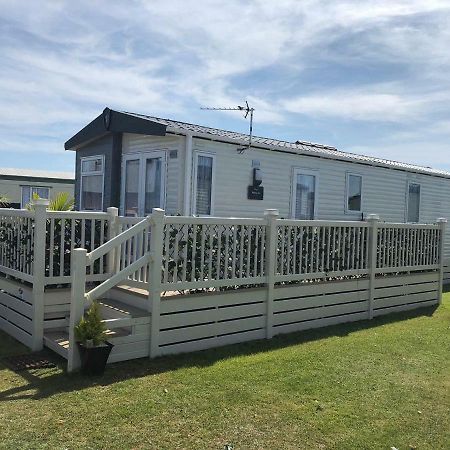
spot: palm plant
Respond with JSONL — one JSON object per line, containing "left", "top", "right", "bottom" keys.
{"left": 48, "top": 191, "right": 75, "bottom": 211}
{"left": 0, "top": 194, "right": 10, "bottom": 207}
{"left": 27, "top": 191, "right": 75, "bottom": 211}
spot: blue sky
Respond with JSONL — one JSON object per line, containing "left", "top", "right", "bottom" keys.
{"left": 1, "top": 0, "right": 450, "bottom": 174}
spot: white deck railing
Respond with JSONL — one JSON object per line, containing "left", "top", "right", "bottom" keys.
{"left": 0, "top": 209, "right": 34, "bottom": 282}
{"left": 0, "top": 204, "right": 447, "bottom": 361}
{"left": 0, "top": 204, "right": 114, "bottom": 286}
{"left": 161, "top": 216, "right": 267, "bottom": 290}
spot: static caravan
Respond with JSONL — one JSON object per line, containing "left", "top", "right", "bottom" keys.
{"left": 65, "top": 107, "right": 450, "bottom": 277}
{"left": 0, "top": 168, "right": 75, "bottom": 209}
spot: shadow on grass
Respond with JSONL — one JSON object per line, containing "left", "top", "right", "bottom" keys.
{"left": 0, "top": 303, "right": 439, "bottom": 402}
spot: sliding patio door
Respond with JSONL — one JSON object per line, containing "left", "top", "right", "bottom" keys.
{"left": 122, "top": 152, "right": 165, "bottom": 217}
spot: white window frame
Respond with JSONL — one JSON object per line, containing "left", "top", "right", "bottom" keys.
{"left": 80, "top": 155, "right": 105, "bottom": 211}
{"left": 192, "top": 151, "right": 216, "bottom": 216}
{"left": 20, "top": 186, "right": 51, "bottom": 208}
{"left": 120, "top": 151, "right": 166, "bottom": 216}
{"left": 291, "top": 168, "right": 319, "bottom": 219}
{"left": 406, "top": 180, "right": 421, "bottom": 223}
{"left": 345, "top": 172, "right": 363, "bottom": 214}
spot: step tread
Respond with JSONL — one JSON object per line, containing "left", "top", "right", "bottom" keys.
{"left": 44, "top": 327, "right": 131, "bottom": 350}
{"left": 98, "top": 298, "right": 150, "bottom": 318}
{"left": 115, "top": 284, "right": 180, "bottom": 298}
{"left": 115, "top": 284, "right": 149, "bottom": 298}
{"left": 44, "top": 330, "right": 70, "bottom": 349}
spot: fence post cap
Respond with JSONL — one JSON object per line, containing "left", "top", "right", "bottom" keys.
{"left": 73, "top": 247, "right": 88, "bottom": 254}
{"left": 107, "top": 207, "right": 119, "bottom": 216}
{"left": 32, "top": 199, "right": 49, "bottom": 207}
{"left": 367, "top": 214, "right": 380, "bottom": 222}
{"left": 436, "top": 217, "right": 447, "bottom": 223}
{"left": 264, "top": 209, "right": 279, "bottom": 217}
{"left": 150, "top": 208, "right": 165, "bottom": 221}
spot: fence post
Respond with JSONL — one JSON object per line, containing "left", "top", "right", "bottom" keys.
{"left": 367, "top": 214, "right": 380, "bottom": 320}
{"left": 264, "top": 209, "right": 279, "bottom": 339}
{"left": 31, "top": 199, "right": 49, "bottom": 351}
{"left": 436, "top": 218, "right": 447, "bottom": 305}
{"left": 106, "top": 207, "right": 119, "bottom": 274}
{"left": 148, "top": 208, "right": 165, "bottom": 358}
{"left": 67, "top": 248, "right": 87, "bottom": 372}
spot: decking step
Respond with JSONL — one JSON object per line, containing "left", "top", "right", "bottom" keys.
{"left": 43, "top": 327, "right": 132, "bottom": 360}
{"left": 43, "top": 330, "right": 69, "bottom": 359}
{"left": 115, "top": 284, "right": 149, "bottom": 298}
{"left": 98, "top": 298, "right": 150, "bottom": 319}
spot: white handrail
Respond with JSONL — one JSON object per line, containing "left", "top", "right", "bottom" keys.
{"left": 0, "top": 208, "right": 34, "bottom": 218}
{"left": 86, "top": 252, "right": 153, "bottom": 301}
{"left": 86, "top": 216, "right": 150, "bottom": 264}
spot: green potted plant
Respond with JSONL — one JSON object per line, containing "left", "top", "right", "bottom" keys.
{"left": 74, "top": 302, "right": 113, "bottom": 375}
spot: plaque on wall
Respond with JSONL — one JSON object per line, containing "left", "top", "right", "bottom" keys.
{"left": 247, "top": 185, "right": 264, "bottom": 200}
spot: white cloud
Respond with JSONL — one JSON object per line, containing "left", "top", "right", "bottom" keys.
{"left": 348, "top": 141, "right": 450, "bottom": 172}
{"left": 283, "top": 90, "right": 416, "bottom": 122}
{"left": 0, "top": 0, "right": 450, "bottom": 170}
{"left": 281, "top": 84, "right": 450, "bottom": 123}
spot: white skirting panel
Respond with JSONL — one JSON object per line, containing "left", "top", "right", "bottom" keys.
{"left": 157, "top": 272, "right": 440, "bottom": 356}
{"left": 0, "top": 290, "right": 33, "bottom": 347}
{"left": 159, "top": 288, "right": 267, "bottom": 355}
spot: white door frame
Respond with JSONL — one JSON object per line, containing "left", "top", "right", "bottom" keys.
{"left": 121, "top": 151, "right": 166, "bottom": 216}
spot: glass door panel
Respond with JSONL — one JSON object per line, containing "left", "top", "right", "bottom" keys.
{"left": 144, "top": 157, "right": 162, "bottom": 215}
{"left": 124, "top": 159, "right": 140, "bottom": 216}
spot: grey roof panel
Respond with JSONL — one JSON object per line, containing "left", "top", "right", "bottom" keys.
{"left": 121, "top": 110, "right": 450, "bottom": 178}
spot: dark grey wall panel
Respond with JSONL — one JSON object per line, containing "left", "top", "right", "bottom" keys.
{"left": 75, "top": 133, "right": 122, "bottom": 211}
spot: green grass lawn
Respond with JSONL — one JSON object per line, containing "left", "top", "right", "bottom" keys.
{"left": 1, "top": 296, "right": 449, "bottom": 450}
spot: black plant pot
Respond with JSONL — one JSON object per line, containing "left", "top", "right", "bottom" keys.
{"left": 77, "top": 342, "right": 113, "bottom": 376}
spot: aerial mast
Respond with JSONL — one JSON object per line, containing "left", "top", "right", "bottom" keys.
{"left": 200, "top": 101, "right": 255, "bottom": 153}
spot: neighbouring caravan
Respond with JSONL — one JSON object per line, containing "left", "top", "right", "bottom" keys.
{"left": 0, "top": 168, "right": 74, "bottom": 209}
{"left": 65, "top": 107, "right": 450, "bottom": 280}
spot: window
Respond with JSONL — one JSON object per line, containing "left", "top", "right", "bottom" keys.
{"left": 21, "top": 186, "right": 50, "bottom": 208}
{"left": 80, "top": 155, "right": 104, "bottom": 211}
{"left": 407, "top": 182, "right": 420, "bottom": 223}
{"left": 194, "top": 153, "right": 214, "bottom": 215}
{"left": 292, "top": 169, "right": 318, "bottom": 219}
{"left": 346, "top": 174, "right": 362, "bottom": 213}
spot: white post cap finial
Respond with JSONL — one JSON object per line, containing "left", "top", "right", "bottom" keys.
{"left": 264, "top": 209, "right": 279, "bottom": 217}
{"left": 367, "top": 213, "right": 380, "bottom": 222}
{"left": 32, "top": 198, "right": 50, "bottom": 207}
{"left": 436, "top": 217, "right": 447, "bottom": 223}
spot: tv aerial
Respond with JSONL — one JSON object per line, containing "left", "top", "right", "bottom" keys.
{"left": 201, "top": 101, "right": 254, "bottom": 153}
